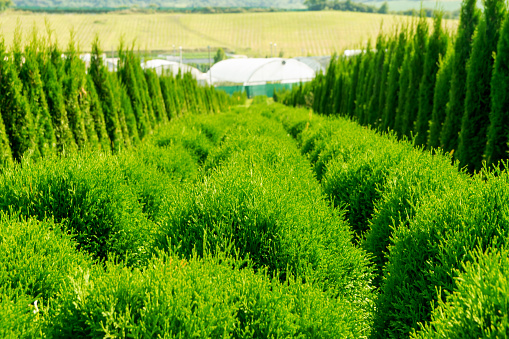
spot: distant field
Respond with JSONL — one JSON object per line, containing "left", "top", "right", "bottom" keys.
{"left": 0, "top": 10, "right": 457, "bottom": 56}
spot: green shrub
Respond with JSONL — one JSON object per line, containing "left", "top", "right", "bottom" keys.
{"left": 155, "top": 114, "right": 373, "bottom": 305}
{"left": 412, "top": 247, "right": 509, "bottom": 338}
{"left": 373, "top": 165, "right": 509, "bottom": 338}
{"left": 48, "top": 252, "right": 371, "bottom": 338}
{"left": 0, "top": 154, "right": 153, "bottom": 265}
{"left": 0, "top": 214, "right": 92, "bottom": 337}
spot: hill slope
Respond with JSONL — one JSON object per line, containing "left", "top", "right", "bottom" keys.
{"left": 13, "top": 0, "right": 306, "bottom": 9}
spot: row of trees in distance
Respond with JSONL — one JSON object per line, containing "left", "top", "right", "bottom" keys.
{"left": 279, "top": 0, "right": 508, "bottom": 173}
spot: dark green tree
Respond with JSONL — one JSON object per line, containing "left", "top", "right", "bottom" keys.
{"left": 0, "top": 38, "right": 39, "bottom": 160}
{"left": 393, "top": 40, "right": 413, "bottom": 138}
{"left": 440, "top": 0, "right": 479, "bottom": 153}
{"left": 485, "top": 12, "right": 509, "bottom": 166}
{"left": 457, "top": 0, "right": 505, "bottom": 172}
{"left": 63, "top": 31, "right": 89, "bottom": 150}
{"left": 402, "top": 15, "right": 428, "bottom": 139}
{"left": 428, "top": 49, "right": 454, "bottom": 149}
{"left": 367, "top": 33, "right": 387, "bottom": 126}
{"left": 0, "top": 107, "right": 12, "bottom": 165}
{"left": 18, "top": 26, "right": 57, "bottom": 158}
{"left": 213, "top": 47, "right": 227, "bottom": 63}
{"left": 85, "top": 74, "right": 111, "bottom": 152}
{"left": 145, "top": 69, "right": 168, "bottom": 123}
{"left": 89, "top": 36, "right": 124, "bottom": 152}
{"left": 382, "top": 29, "right": 407, "bottom": 131}
{"left": 415, "top": 12, "right": 448, "bottom": 147}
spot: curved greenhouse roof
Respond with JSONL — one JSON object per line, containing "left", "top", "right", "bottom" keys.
{"left": 207, "top": 58, "right": 315, "bottom": 86}
{"left": 142, "top": 59, "right": 208, "bottom": 84}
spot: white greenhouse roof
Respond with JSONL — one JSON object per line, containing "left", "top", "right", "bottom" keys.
{"left": 207, "top": 58, "right": 316, "bottom": 86}
{"left": 142, "top": 59, "right": 208, "bottom": 83}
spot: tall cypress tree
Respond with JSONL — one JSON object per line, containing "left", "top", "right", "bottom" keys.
{"left": 393, "top": 40, "right": 413, "bottom": 138}
{"left": 428, "top": 49, "right": 454, "bottom": 149}
{"left": 440, "top": 0, "right": 479, "bottom": 153}
{"left": 0, "top": 38, "right": 39, "bottom": 160}
{"left": 63, "top": 31, "right": 88, "bottom": 150}
{"left": 159, "top": 75, "right": 178, "bottom": 120}
{"left": 41, "top": 54, "right": 78, "bottom": 154}
{"left": 376, "top": 37, "right": 395, "bottom": 129}
{"left": 402, "top": 15, "right": 428, "bottom": 139}
{"left": 86, "top": 74, "right": 111, "bottom": 152}
{"left": 415, "top": 12, "right": 448, "bottom": 147}
{"left": 485, "top": 12, "right": 509, "bottom": 166}
{"left": 145, "top": 68, "right": 168, "bottom": 123}
{"left": 89, "top": 36, "right": 124, "bottom": 152}
{"left": 457, "top": 0, "right": 506, "bottom": 172}
{"left": 346, "top": 54, "right": 361, "bottom": 118}
{"left": 19, "top": 26, "right": 57, "bottom": 158}
{"left": 118, "top": 49, "right": 150, "bottom": 139}
{"left": 382, "top": 29, "right": 407, "bottom": 131}
{"left": 354, "top": 45, "right": 373, "bottom": 123}
{"left": 367, "top": 33, "right": 386, "bottom": 126}
{"left": 0, "top": 107, "right": 12, "bottom": 166}
{"left": 108, "top": 73, "right": 132, "bottom": 149}
{"left": 120, "top": 83, "right": 140, "bottom": 145}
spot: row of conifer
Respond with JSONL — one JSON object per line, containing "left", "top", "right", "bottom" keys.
{"left": 0, "top": 25, "right": 236, "bottom": 165}
{"left": 278, "top": 0, "right": 508, "bottom": 173}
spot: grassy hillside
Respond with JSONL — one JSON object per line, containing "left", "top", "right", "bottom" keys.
{"left": 13, "top": 0, "right": 306, "bottom": 9}
{"left": 0, "top": 10, "right": 457, "bottom": 56}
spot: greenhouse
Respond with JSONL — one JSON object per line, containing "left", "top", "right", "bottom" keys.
{"left": 207, "top": 58, "right": 316, "bottom": 97}
{"left": 142, "top": 59, "right": 209, "bottom": 85}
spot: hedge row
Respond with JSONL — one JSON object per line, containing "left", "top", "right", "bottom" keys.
{"left": 0, "top": 25, "right": 241, "bottom": 164}
{"left": 0, "top": 105, "right": 373, "bottom": 337}
{"left": 263, "top": 102, "right": 509, "bottom": 338}
{"left": 277, "top": 0, "right": 509, "bottom": 173}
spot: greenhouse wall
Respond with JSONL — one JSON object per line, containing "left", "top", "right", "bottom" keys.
{"left": 216, "top": 83, "right": 296, "bottom": 98}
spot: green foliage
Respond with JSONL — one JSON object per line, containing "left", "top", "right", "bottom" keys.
{"left": 440, "top": 0, "right": 479, "bottom": 153}
{"left": 48, "top": 251, "right": 369, "bottom": 338}
{"left": 382, "top": 29, "right": 407, "bottom": 131}
{"left": 401, "top": 15, "right": 428, "bottom": 139}
{"left": 213, "top": 47, "right": 227, "bottom": 64}
{"left": 415, "top": 12, "right": 447, "bottom": 147}
{"left": 485, "top": 13, "right": 509, "bottom": 166}
{"left": 393, "top": 40, "right": 413, "bottom": 137}
{"left": 457, "top": 0, "right": 506, "bottom": 172}
{"left": 0, "top": 38, "right": 39, "bottom": 161}
{"left": 89, "top": 36, "right": 124, "bottom": 152}
{"left": 413, "top": 247, "right": 509, "bottom": 338}
{"left": 428, "top": 48, "right": 454, "bottom": 149}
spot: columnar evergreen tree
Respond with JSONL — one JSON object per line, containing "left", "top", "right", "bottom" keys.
{"left": 19, "top": 27, "right": 57, "bottom": 158}
{"left": 89, "top": 36, "right": 124, "bottom": 152}
{"left": 402, "top": 15, "right": 428, "bottom": 139}
{"left": 159, "top": 75, "right": 178, "bottom": 120}
{"left": 346, "top": 54, "right": 361, "bottom": 118}
{"left": 428, "top": 49, "right": 454, "bottom": 149}
{"left": 485, "top": 12, "right": 509, "bottom": 166}
{"left": 382, "top": 29, "right": 407, "bottom": 131}
{"left": 440, "top": 0, "right": 479, "bottom": 153}
{"left": 354, "top": 44, "right": 373, "bottom": 122}
{"left": 0, "top": 107, "right": 12, "bottom": 165}
{"left": 457, "top": 0, "right": 506, "bottom": 172}
{"left": 108, "top": 72, "right": 132, "bottom": 149}
{"left": 319, "top": 56, "right": 337, "bottom": 115}
{"left": 376, "top": 38, "right": 395, "bottom": 129}
{"left": 415, "top": 12, "right": 448, "bottom": 147}
{"left": 120, "top": 84, "right": 140, "bottom": 145}
{"left": 358, "top": 47, "right": 376, "bottom": 125}
{"left": 393, "top": 41, "right": 413, "bottom": 138}
{"left": 118, "top": 49, "right": 150, "bottom": 139}
{"left": 86, "top": 74, "right": 111, "bottom": 152}
{"left": 0, "top": 38, "right": 39, "bottom": 160}
{"left": 63, "top": 31, "right": 88, "bottom": 150}
{"left": 40, "top": 54, "right": 78, "bottom": 154}
{"left": 145, "top": 69, "right": 168, "bottom": 124}
{"left": 134, "top": 57, "right": 156, "bottom": 129}
{"left": 367, "top": 33, "right": 386, "bottom": 126}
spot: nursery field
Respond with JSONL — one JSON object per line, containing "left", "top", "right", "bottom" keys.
{"left": 2, "top": 100, "right": 509, "bottom": 337}
{"left": 0, "top": 10, "right": 457, "bottom": 56}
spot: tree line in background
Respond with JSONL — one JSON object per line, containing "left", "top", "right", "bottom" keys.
{"left": 278, "top": 0, "right": 508, "bottom": 173}
{"left": 0, "top": 25, "right": 239, "bottom": 165}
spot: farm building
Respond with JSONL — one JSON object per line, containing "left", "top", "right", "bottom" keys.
{"left": 142, "top": 59, "right": 209, "bottom": 85}
{"left": 206, "top": 58, "right": 316, "bottom": 98}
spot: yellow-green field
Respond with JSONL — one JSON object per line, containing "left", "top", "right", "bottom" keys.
{"left": 0, "top": 10, "right": 457, "bottom": 56}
